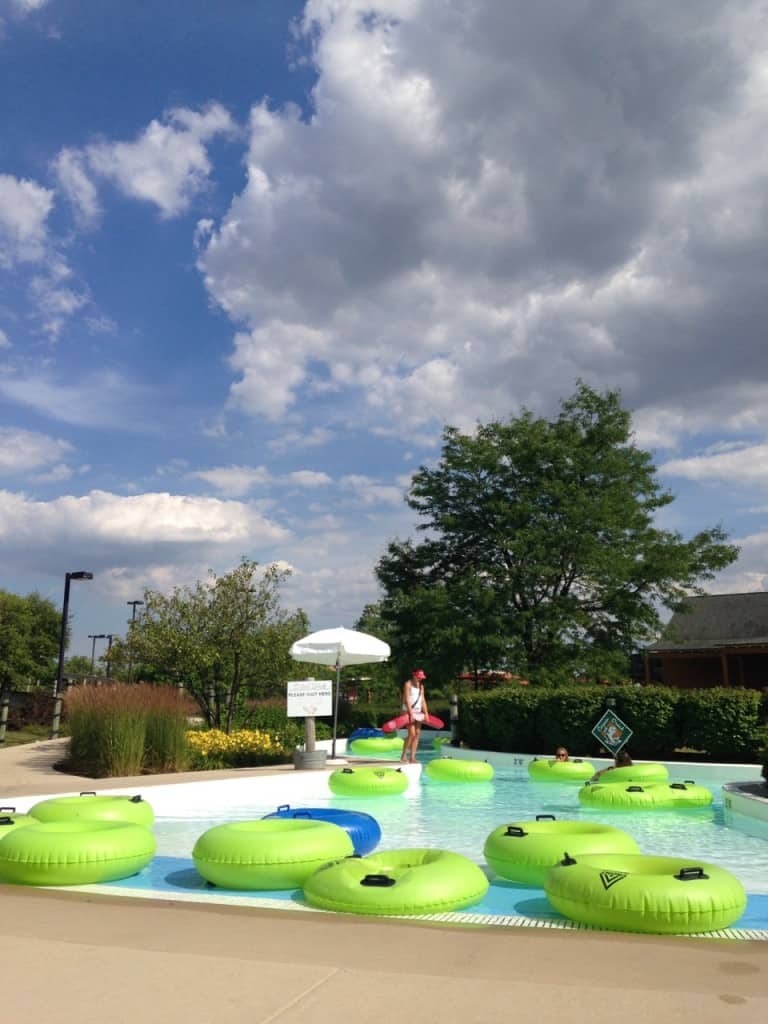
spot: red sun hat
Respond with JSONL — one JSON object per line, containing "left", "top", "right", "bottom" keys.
{"left": 412, "top": 669, "right": 426, "bottom": 680}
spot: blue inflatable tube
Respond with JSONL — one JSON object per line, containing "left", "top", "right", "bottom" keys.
{"left": 348, "top": 728, "right": 385, "bottom": 740}
{"left": 262, "top": 805, "right": 382, "bottom": 856}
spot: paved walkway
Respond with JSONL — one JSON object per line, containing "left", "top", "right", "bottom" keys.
{"left": 1, "top": 740, "right": 766, "bottom": 1023}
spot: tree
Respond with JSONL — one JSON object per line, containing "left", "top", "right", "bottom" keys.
{"left": 129, "top": 560, "right": 308, "bottom": 730}
{"left": 376, "top": 383, "right": 739, "bottom": 683}
{"left": 0, "top": 590, "right": 60, "bottom": 692}
{"left": 63, "top": 655, "right": 93, "bottom": 680}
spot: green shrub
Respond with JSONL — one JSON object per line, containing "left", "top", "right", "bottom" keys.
{"left": 454, "top": 683, "right": 764, "bottom": 762}
{"left": 535, "top": 687, "right": 606, "bottom": 754}
{"left": 608, "top": 686, "right": 680, "bottom": 759}
{"left": 458, "top": 688, "right": 540, "bottom": 752}
{"left": 677, "top": 687, "right": 763, "bottom": 761}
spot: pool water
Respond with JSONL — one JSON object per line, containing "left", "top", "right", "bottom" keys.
{"left": 60, "top": 752, "right": 768, "bottom": 934}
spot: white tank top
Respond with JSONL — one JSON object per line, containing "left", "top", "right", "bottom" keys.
{"left": 406, "top": 682, "right": 423, "bottom": 713}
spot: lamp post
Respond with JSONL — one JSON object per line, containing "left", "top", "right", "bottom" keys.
{"left": 88, "top": 633, "right": 107, "bottom": 675}
{"left": 126, "top": 599, "right": 144, "bottom": 683}
{"left": 51, "top": 571, "right": 94, "bottom": 738}
{"left": 104, "top": 634, "right": 114, "bottom": 679}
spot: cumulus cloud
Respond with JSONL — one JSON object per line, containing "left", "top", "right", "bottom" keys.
{"left": 80, "top": 103, "right": 236, "bottom": 218}
{"left": 0, "top": 489, "right": 289, "bottom": 572}
{"left": 194, "top": 0, "right": 768, "bottom": 450}
{"left": 0, "top": 427, "right": 73, "bottom": 473}
{"left": 0, "top": 173, "right": 53, "bottom": 267}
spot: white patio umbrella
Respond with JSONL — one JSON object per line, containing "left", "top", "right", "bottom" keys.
{"left": 289, "top": 627, "right": 391, "bottom": 758}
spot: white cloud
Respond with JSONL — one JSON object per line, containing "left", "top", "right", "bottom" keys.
{"left": 226, "top": 322, "right": 329, "bottom": 419}
{"left": 660, "top": 444, "right": 768, "bottom": 485}
{"left": 0, "top": 427, "right": 73, "bottom": 473}
{"left": 0, "top": 173, "right": 53, "bottom": 267}
{"left": 13, "top": 1, "right": 49, "bottom": 10}
{"left": 286, "top": 470, "right": 332, "bottom": 487}
{"left": 84, "top": 103, "right": 236, "bottom": 218}
{"left": 0, "top": 370, "right": 144, "bottom": 429}
{"left": 0, "top": 328, "right": 9, "bottom": 348}
{"left": 340, "top": 474, "right": 405, "bottom": 506}
{"left": 194, "top": 1, "right": 768, "bottom": 450}
{"left": 267, "top": 426, "right": 335, "bottom": 453}
{"left": 188, "top": 464, "right": 271, "bottom": 497}
{"left": 0, "top": 489, "right": 289, "bottom": 551}
{"left": 52, "top": 148, "right": 101, "bottom": 227}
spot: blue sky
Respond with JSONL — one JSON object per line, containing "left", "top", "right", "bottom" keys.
{"left": 2, "top": 0, "right": 768, "bottom": 661}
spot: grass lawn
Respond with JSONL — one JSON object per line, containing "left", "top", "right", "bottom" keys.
{"left": 0, "top": 724, "right": 51, "bottom": 748}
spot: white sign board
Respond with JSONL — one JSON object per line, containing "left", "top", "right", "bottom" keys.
{"left": 286, "top": 679, "right": 333, "bottom": 718}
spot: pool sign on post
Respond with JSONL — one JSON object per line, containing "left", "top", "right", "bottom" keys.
{"left": 591, "top": 709, "right": 633, "bottom": 755}
{"left": 287, "top": 679, "right": 332, "bottom": 769}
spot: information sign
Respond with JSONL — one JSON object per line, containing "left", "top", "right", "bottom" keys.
{"left": 591, "top": 709, "right": 633, "bottom": 754}
{"left": 286, "top": 679, "right": 332, "bottom": 718}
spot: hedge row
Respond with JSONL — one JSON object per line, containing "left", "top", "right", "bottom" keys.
{"left": 456, "top": 686, "right": 767, "bottom": 762}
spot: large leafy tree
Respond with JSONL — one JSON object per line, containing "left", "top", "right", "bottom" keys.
{"left": 127, "top": 560, "right": 309, "bottom": 730}
{"left": 376, "top": 383, "right": 739, "bottom": 683}
{"left": 0, "top": 590, "right": 61, "bottom": 692}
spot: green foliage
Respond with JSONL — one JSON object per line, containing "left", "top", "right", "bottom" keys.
{"left": 608, "top": 686, "right": 680, "bottom": 759}
{"left": 65, "top": 683, "right": 195, "bottom": 777}
{"left": 375, "top": 383, "right": 738, "bottom": 681}
{"left": 457, "top": 684, "right": 765, "bottom": 762}
{"left": 128, "top": 559, "right": 309, "bottom": 732}
{"left": 677, "top": 687, "right": 763, "bottom": 761}
{"left": 63, "top": 655, "right": 93, "bottom": 679}
{"left": 0, "top": 589, "right": 60, "bottom": 691}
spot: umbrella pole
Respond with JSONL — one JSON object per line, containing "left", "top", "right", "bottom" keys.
{"left": 331, "top": 658, "right": 341, "bottom": 759}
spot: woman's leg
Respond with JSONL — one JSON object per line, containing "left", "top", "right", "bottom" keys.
{"left": 402, "top": 723, "right": 414, "bottom": 761}
{"left": 410, "top": 724, "right": 421, "bottom": 762}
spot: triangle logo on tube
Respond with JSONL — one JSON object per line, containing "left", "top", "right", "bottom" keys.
{"left": 600, "top": 871, "right": 628, "bottom": 890}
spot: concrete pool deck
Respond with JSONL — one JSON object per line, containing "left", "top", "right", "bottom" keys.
{"left": 1, "top": 739, "right": 766, "bottom": 1023}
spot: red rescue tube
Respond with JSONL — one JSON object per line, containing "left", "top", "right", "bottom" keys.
{"left": 381, "top": 712, "right": 444, "bottom": 733}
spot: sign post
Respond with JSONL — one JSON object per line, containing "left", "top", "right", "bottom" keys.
{"left": 591, "top": 708, "right": 633, "bottom": 756}
{"left": 287, "top": 679, "right": 333, "bottom": 769}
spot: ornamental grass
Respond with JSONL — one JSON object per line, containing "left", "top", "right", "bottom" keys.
{"left": 65, "top": 683, "right": 195, "bottom": 777}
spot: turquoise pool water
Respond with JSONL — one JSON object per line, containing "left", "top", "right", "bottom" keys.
{"left": 91, "top": 753, "right": 768, "bottom": 933}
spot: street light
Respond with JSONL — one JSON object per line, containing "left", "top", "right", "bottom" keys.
{"left": 87, "top": 633, "right": 107, "bottom": 675}
{"left": 105, "top": 634, "right": 114, "bottom": 679}
{"left": 51, "top": 570, "right": 93, "bottom": 738}
{"left": 126, "top": 599, "right": 144, "bottom": 683}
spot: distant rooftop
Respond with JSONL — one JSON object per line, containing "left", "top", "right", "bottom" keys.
{"left": 648, "top": 592, "right": 768, "bottom": 652}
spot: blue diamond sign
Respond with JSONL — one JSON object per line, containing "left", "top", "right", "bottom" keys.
{"left": 591, "top": 709, "right": 633, "bottom": 755}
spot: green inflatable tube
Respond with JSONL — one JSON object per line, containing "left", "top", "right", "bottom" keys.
{"left": 527, "top": 758, "right": 595, "bottom": 783}
{"left": 0, "top": 808, "right": 36, "bottom": 839}
{"left": 192, "top": 819, "right": 354, "bottom": 890}
{"left": 304, "top": 848, "right": 489, "bottom": 915}
{"left": 484, "top": 817, "right": 639, "bottom": 886}
{"left": 593, "top": 763, "right": 669, "bottom": 785}
{"left": 348, "top": 736, "right": 404, "bottom": 757}
{"left": 29, "top": 793, "right": 154, "bottom": 827}
{"left": 545, "top": 853, "right": 746, "bottom": 934}
{"left": 425, "top": 758, "right": 494, "bottom": 783}
{"left": 579, "top": 781, "right": 713, "bottom": 811}
{"left": 0, "top": 820, "right": 155, "bottom": 886}
{"left": 328, "top": 766, "right": 409, "bottom": 797}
